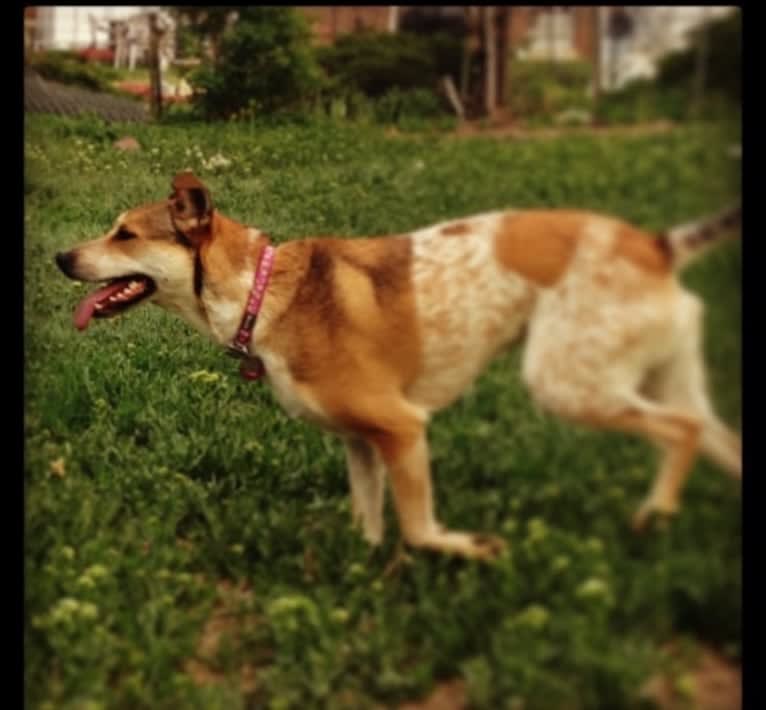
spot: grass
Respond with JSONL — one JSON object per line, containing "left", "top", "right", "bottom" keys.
{"left": 25, "top": 113, "right": 741, "bottom": 710}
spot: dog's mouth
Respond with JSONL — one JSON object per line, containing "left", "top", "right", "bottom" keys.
{"left": 73, "top": 275, "right": 156, "bottom": 331}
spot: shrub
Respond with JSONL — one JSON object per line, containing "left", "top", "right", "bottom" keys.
{"left": 26, "top": 51, "right": 119, "bottom": 93}
{"left": 189, "top": 7, "right": 324, "bottom": 120}
{"left": 373, "top": 87, "right": 449, "bottom": 124}
{"left": 594, "top": 79, "right": 686, "bottom": 125}
{"left": 506, "top": 60, "right": 592, "bottom": 122}
{"left": 317, "top": 30, "right": 462, "bottom": 99}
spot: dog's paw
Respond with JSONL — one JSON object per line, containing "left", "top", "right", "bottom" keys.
{"left": 631, "top": 502, "right": 678, "bottom": 533}
{"left": 382, "top": 541, "right": 414, "bottom": 578}
{"left": 469, "top": 533, "right": 508, "bottom": 561}
{"left": 404, "top": 529, "right": 508, "bottom": 561}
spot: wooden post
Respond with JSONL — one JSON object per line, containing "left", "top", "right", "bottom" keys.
{"left": 148, "top": 12, "right": 163, "bottom": 121}
{"left": 442, "top": 76, "right": 465, "bottom": 121}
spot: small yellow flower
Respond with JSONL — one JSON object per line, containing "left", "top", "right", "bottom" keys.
{"left": 331, "top": 608, "right": 350, "bottom": 624}
{"left": 576, "top": 577, "right": 613, "bottom": 604}
{"left": 49, "top": 457, "right": 66, "bottom": 478}
{"left": 79, "top": 602, "right": 99, "bottom": 620}
{"left": 77, "top": 575, "right": 95, "bottom": 589}
{"left": 515, "top": 604, "right": 550, "bottom": 629}
{"left": 188, "top": 370, "right": 221, "bottom": 383}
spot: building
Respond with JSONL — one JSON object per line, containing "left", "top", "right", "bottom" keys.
{"left": 25, "top": 6, "right": 176, "bottom": 70}
{"left": 296, "top": 6, "right": 737, "bottom": 91}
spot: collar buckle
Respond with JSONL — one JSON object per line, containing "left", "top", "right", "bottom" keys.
{"left": 226, "top": 343, "right": 249, "bottom": 359}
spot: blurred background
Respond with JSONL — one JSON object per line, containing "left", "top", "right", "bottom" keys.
{"left": 24, "top": 6, "right": 741, "bottom": 129}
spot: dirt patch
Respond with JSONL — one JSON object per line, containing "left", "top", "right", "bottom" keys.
{"left": 184, "top": 580, "right": 262, "bottom": 695}
{"left": 393, "top": 642, "right": 739, "bottom": 710}
{"left": 399, "top": 679, "right": 468, "bottom": 710}
{"left": 640, "top": 643, "right": 741, "bottom": 710}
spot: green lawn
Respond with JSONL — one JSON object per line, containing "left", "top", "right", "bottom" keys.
{"left": 25, "top": 114, "right": 742, "bottom": 710}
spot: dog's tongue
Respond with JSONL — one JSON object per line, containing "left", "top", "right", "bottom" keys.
{"left": 73, "top": 279, "right": 131, "bottom": 331}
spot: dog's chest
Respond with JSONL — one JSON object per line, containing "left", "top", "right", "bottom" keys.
{"left": 258, "top": 350, "right": 333, "bottom": 426}
{"left": 406, "top": 214, "right": 537, "bottom": 412}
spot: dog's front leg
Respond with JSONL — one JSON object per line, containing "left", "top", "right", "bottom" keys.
{"left": 343, "top": 436, "right": 386, "bottom": 545}
{"left": 377, "top": 425, "right": 506, "bottom": 561}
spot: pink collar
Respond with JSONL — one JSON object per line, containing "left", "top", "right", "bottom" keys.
{"left": 226, "top": 244, "right": 276, "bottom": 380}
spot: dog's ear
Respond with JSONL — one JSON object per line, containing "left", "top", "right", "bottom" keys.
{"left": 168, "top": 172, "right": 213, "bottom": 243}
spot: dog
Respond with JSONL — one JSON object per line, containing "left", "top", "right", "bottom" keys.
{"left": 55, "top": 172, "right": 742, "bottom": 560}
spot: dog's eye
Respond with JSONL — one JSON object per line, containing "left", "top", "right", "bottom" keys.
{"left": 114, "top": 228, "right": 137, "bottom": 242}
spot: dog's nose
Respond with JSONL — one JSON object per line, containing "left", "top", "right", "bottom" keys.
{"left": 55, "top": 251, "right": 74, "bottom": 276}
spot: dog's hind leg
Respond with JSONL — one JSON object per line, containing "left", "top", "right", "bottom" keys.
{"left": 574, "top": 399, "right": 704, "bottom": 530}
{"left": 642, "top": 293, "right": 742, "bottom": 480}
{"left": 343, "top": 436, "right": 386, "bottom": 545}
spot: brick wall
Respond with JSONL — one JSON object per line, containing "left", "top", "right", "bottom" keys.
{"left": 298, "top": 6, "right": 391, "bottom": 45}
{"left": 297, "top": 7, "right": 598, "bottom": 61}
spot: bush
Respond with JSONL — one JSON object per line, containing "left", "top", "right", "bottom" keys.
{"left": 373, "top": 87, "right": 449, "bottom": 124}
{"left": 506, "top": 60, "right": 592, "bottom": 122}
{"left": 317, "top": 30, "right": 462, "bottom": 99}
{"left": 314, "top": 31, "right": 459, "bottom": 127}
{"left": 190, "top": 7, "right": 324, "bottom": 120}
{"left": 594, "top": 79, "right": 687, "bottom": 125}
{"left": 26, "top": 51, "right": 120, "bottom": 93}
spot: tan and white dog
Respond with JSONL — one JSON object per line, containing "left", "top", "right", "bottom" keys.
{"left": 55, "top": 173, "right": 742, "bottom": 560}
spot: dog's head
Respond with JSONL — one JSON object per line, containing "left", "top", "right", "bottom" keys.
{"left": 56, "top": 172, "right": 215, "bottom": 330}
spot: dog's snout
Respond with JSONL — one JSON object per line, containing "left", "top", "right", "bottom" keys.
{"left": 55, "top": 251, "right": 75, "bottom": 277}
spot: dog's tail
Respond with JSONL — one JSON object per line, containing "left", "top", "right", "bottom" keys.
{"left": 659, "top": 202, "right": 741, "bottom": 271}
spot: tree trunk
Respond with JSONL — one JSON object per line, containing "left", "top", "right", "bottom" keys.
{"left": 148, "top": 13, "right": 163, "bottom": 121}
{"left": 483, "top": 6, "right": 497, "bottom": 118}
